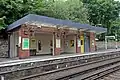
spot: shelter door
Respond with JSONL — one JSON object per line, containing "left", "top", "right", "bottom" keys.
{"left": 84, "top": 35, "right": 90, "bottom": 53}
{"left": 80, "top": 36, "right": 84, "bottom": 53}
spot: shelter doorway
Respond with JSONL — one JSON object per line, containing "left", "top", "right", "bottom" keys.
{"left": 35, "top": 33, "right": 53, "bottom": 55}
{"left": 80, "top": 35, "right": 84, "bottom": 53}
{"left": 84, "top": 34, "right": 90, "bottom": 53}
{"left": 64, "top": 35, "right": 76, "bottom": 53}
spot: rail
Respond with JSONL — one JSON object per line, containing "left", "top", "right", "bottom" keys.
{"left": 0, "top": 50, "right": 120, "bottom": 80}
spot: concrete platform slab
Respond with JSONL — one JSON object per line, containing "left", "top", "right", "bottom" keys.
{"left": 0, "top": 49, "right": 120, "bottom": 67}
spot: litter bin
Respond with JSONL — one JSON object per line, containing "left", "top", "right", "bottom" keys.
{"left": 30, "top": 49, "right": 36, "bottom": 56}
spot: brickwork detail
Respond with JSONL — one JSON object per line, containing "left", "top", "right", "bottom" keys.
{"left": 18, "top": 25, "right": 30, "bottom": 58}
{"left": 54, "top": 32, "right": 61, "bottom": 55}
{"left": 90, "top": 32, "right": 96, "bottom": 52}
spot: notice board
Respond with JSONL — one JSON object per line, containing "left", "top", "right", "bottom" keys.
{"left": 22, "top": 38, "right": 29, "bottom": 50}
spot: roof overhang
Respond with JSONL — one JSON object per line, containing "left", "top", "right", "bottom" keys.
{"left": 7, "top": 14, "right": 107, "bottom": 33}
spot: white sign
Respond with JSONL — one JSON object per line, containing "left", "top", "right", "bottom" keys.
{"left": 19, "top": 36, "right": 21, "bottom": 47}
{"left": 56, "top": 39, "right": 61, "bottom": 48}
{"left": 92, "top": 40, "right": 94, "bottom": 46}
{"left": 77, "top": 39, "right": 81, "bottom": 47}
{"left": 66, "top": 41, "right": 68, "bottom": 47}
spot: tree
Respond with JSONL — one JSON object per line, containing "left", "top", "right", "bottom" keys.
{"left": 83, "top": 0, "right": 120, "bottom": 34}
{"left": 0, "top": 0, "right": 89, "bottom": 29}
{"left": 0, "top": 0, "right": 35, "bottom": 29}
{"left": 35, "top": 0, "right": 89, "bottom": 24}
{"left": 111, "top": 18, "right": 120, "bottom": 40}
{"left": 82, "top": 0, "right": 120, "bottom": 41}
{"left": 0, "top": 16, "right": 6, "bottom": 29}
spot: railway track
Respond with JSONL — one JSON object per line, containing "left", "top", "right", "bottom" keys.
{"left": 100, "top": 70, "right": 120, "bottom": 80}
{"left": 54, "top": 57, "right": 120, "bottom": 80}
{"left": 68, "top": 62, "right": 120, "bottom": 80}
{"left": 97, "top": 68, "right": 120, "bottom": 80}
{"left": 0, "top": 50, "right": 120, "bottom": 80}
{"left": 18, "top": 52, "right": 120, "bottom": 80}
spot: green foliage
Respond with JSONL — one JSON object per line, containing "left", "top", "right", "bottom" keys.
{"left": 83, "top": 0, "right": 120, "bottom": 25}
{"left": 111, "top": 18, "right": 120, "bottom": 41}
{"left": 0, "top": 16, "right": 6, "bottom": 29}
{"left": 83, "top": 0, "right": 120, "bottom": 40}
{"left": 35, "top": 0, "right": 89, "bottom": 24}
{"left": 112, "top": 18, "right": 120, "bottom": 27}
{"left": 0, "top": 0, "right": 35, "bottom": 29}
{"left": 0, "top": 0, "right": 120, "bottom": 41}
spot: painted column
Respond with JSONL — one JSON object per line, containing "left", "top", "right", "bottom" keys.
{"left": 18, "top": 24, "right": 30, "bottom": 58}
{"left": 90, "top": 32, "right": 96, "bottom": 52}
{"left": 53, "top": 32, "right": 61, "bottom": 55}
{"left": 80, "top": 31, "right": 84, "bottom": 53}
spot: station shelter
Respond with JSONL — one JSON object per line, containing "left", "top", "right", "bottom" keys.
{"left": 7, "top": 14, "right": 107, "bottom": 58}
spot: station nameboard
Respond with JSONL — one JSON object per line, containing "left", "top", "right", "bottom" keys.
{"left": 56, "top": 39, "right": 61, "bottom": 48}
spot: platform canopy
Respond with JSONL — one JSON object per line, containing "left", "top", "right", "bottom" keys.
{"left": 7, "top": 14, "right": 107, "bottom": 33}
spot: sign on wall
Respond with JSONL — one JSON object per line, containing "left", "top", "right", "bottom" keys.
{"left": 70, "top": 40, "right": 74, "bottom": 47}
{"left": 19, "top": 36, "right": 21, "bottom": 47}
{"left": 56, "top": 39, "right": 61, "bottom": 48}
{"left": 92, "top": 40, "right": 94, "bottom": 46}
{"left": 30, "top": 39, "right": 36, "bottom": 49}
{"left": 22, "top": 38, "right": 29, "bottom": 50}
{"left": 77, "top": 39, "right": 81, "bottom": 47}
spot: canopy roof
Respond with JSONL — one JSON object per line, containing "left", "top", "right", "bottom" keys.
{"left": 7, "top": 14, "right": 107, "bottom": 33}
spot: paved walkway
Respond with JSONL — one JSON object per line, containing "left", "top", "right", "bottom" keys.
{"left": 0, "top": 49, "right": 120, "bottom": 66}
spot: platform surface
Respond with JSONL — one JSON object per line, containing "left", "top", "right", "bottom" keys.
{"left": 0, "top": 49, "right": 120, "bottom": 67}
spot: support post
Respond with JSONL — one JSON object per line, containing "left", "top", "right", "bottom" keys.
{"left": 18, "top": 24, "right": 30, "bottom": 59}
{"left": 8, "top": 33, "right": 11, "bottom": 58}
{"left": 90, "top": 32, "right": 96, "bottom": 52}
{"left": 54, "top": 32, "right": 61, "bottom": 55}
{"left": 52, "top": 32, "right": 55, "bottom": 55}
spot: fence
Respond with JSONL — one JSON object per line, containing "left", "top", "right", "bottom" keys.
{"left": 96, "top": 41, "right": 120, "bottom": 51}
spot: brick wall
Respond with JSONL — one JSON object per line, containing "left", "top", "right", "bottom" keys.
{"left": 18, "top": 25, "right": 30, "bottom": 58}
{"left": 90, "top": 32, "right": 96, "bottom": 52}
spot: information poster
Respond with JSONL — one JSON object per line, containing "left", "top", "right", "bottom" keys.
{"left": 92, "top": 40, "right": 94, "bottom": 46}
{"left": 22, "top": 38, "right": 29, "bottom": 50}
{"left": 70, "top": 40, "right": 74, "bottom": 47}
{"left": 56, "top": 39, "right": 61, "bottom": 48}
{"left": 19, "top": 36, "right": 21, "bottom": 47}
{"left": 77, "top": 39, "right": 81, "bottom": 47}
{"left": 30, "top": 39, "right": 36, "bottom": 49}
